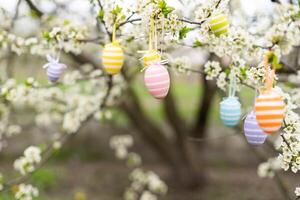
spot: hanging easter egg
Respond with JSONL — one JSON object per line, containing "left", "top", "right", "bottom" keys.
{"left": 102, "top": 41, "right": 124, "bottom": 75}
{"left": 43, "top": 55, "right": 67, "bottom": 83}
{"left": 208, "top": 14, "right": 229, "bottom": 36}
{"left": 244, "top": 111, "right": 268, "bottom": 146}
{"left": 143, "top": 50, "right": 161, "bottom": 67}
{"left": 254, "top": 90, "right": 285, "bottom": 134}
{"left": 144, "top": 62, "right": 170, "bottom": 99}
{"left": 220, "top": 96, "right": 241, "bottom": 127}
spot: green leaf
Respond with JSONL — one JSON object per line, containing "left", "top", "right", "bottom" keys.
{"left": 240, "top": 67, "right": 247, "bottom": 79}
{"left": 29, "top": 10, "right": 39, "bottom": 18}
{"left": 193, "top": 40, "right": 202, "bottom": 47}
{"left": 126, "top": 36, "right": 135, "bottom": 43}
{"left": 292, "top": 12, "right": 300, "bottom": 20}
{"left": 163, "top": 6, "right": 175, "bottom": 17}
{"left": 272, "top": 55, "right": 282, "bottom": 69}
{"left": 224, "top": 68, "right": 231, "bottom": 76}
{"left": 42, "top": 31, "right": 50, "bottom": 40}
{"left": 158, "top": 0, "right": 174, "bottom": 17}
{"left": 97, "top": 9, "right": 104, "bottom": 20}
{"left": 111, "top": 5, "right": 122, "bottom": 16}
{"left": 179, "top": 26, "right": 192, "bottom": 39}
{"left": 63, "top": 19, "right": 70, "bottom": 25}
{"left": 158, "top": 0, "right": 167, "bottom": 9}
{"left": 267, "top": 52, "right": 282, "bottom": 70}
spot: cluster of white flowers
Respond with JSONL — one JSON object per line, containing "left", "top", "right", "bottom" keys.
{"left": 110, "top": 135, "right": 134, "bottom": 160}
{"left": 295, "top": 187, "right": 300, "bottom": 198}
{"left": 257, "top": 157, "right": 281, "bottom": 178}
{"left": 45, "top": 24, "right": 89, "bottom": 54}
{"left": 15, "top": 184, "right": 39, "bottom": 200}
{"left": 110, "top": 135, "right": 167, "bottom": 200}
{"left": 0, "top": 30, "right": 40, "bottom": 55}
{"left": 125, "top": 169, "right": 167, "bottom": 200}
{"left": 14, "top": 146, "right": 42, "bottom": 175}
{"left": 271, "top": 87, "right": 300, "bottom": 174}
{"left": 168, "top": 56, "right": 191, "bottom": 75}
{"left": 62, "top": 94, "right": 102, "bottom": 134}
{"left": 0, "top": 22, "right": 88, "bottom": 56}
{"left": 216, "top": 72, "right": 227, "bottom": 91}
{"left": 204, "top": 61, "right": 221, "bottom": 80}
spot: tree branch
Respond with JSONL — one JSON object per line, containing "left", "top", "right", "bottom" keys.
{"left": 24, "top": 0, "right": 43, "bottom": 17}
{"left": 3, "top": 75, "right": 113, "bottom": 189}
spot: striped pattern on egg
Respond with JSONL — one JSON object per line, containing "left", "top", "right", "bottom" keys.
{"left": 144, "top": 63, "right": 170, "bottom": 99}
{"left": 46, "top": 63, "right": 66, "bottom": 83}
{"left": 244, "top": 111, "right": 267, "bottom": 146}
{"left": 43, "top": 56, "right": 67, "bottom": 83}
{"left": 102, "top": 42, "right": 124, "bottom": 75}
{"left": 220, "top": 96, "right": 241, "bottom": 127}
{"left": 255, "top": 90, "right": 285, "bottom": 134}
{"left": 208, "top": 14, "right": 229, "bottom": 36}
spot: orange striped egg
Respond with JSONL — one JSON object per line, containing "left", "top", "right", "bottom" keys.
{"left": 102, "top": 41, "right": 124, "bottom": 74}
{"left": 143, "top": 50, "right": 161, "bottom": 67}
{"left": 254, "top": 90, "right": 285, "bottom": 134}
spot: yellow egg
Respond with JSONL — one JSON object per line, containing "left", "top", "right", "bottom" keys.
{"left": 208, "top": 14, "right": 229, "bottom": 36}
{"left": 102, "top": 41, "right": 124, "bottom": 74}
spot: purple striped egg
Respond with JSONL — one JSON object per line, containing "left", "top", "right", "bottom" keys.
{"left": 43, "top": 55, "right": 67, "bottom": 83}
{"left": 244, "top": 111, "right": 268, "bottom": 146}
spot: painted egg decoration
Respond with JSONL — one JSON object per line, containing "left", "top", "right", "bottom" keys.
{"left": 220, "top": 96, "right": 241, "bottom": 127}
{"left": 143, "top": 50, "right": 161, "bottom": 67}
{"left": 208, "top": 14, "right": 229, "bottom": 36}
{"left": 102, "top": 41, "right": 124, "bottom": 74}
{"left": 144, "top": 63, "right": 170, "bottom": 99}
{"left": 255, "top": 90, "right": 285, "bottom": 134}
{"left": 244, "top": 111, "right": 268, "bottom": 146}
{"left": 43, "top": 55, "right": 67, "bottom": 83}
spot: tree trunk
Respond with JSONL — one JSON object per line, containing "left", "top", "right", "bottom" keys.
{"left": 120, "top": 85, "right": 206, "bottom": 189}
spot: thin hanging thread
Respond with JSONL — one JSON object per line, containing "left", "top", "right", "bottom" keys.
{"left": 154, "top": 18, "right": 158, "bottom": 51}
{"left": 139, "top": 16, "right": 157, "bottom": 72}
{"left": 137, "top": 17, "right": 155, "bottom": 55}
{"left": 252, "top": 87, "right": 258, "bottom": 108}
{"left": 112, "top": 15, "right": 122, "bottom": 43}
{"left": 264, "top": 52, "right": 275, "bottom": 91}
{"left": 149, "top": 17, "right": 154, "bottom": 51}
{"left": 228, "top": 69, "right": 236, "bottom": 97}
{"left": 160, "top": 17, "right": 165, "bottom": 55}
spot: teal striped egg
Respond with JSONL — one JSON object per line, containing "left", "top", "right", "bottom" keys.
{"left": 220, "top": 96, "right": 241, "bottom": 127}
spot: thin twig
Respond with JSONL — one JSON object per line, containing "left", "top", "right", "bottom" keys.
{"left": 24, "top": 0, "right": 43, "bottom": 17}
{"left": 118, "top": 18, "right": 142, "bottom": 27}
{"left": 95, "top": 0, "right": 112, "bottom": 40}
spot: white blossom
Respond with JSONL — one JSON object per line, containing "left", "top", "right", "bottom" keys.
{"left": 204, "top": 61, "right": 221, "bottom": 80}
{"left": 14, "top": 146, "right": 41, "bottom": 175}
{"left": 15, "top": 184, "right": 39, "bottom": 200}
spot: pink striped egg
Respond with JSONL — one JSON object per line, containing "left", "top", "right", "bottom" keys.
{"left": 144, "top": 63, "right": 170, "bottom": 99}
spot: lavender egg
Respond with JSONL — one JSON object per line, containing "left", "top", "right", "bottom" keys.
{"left": 43, "top": 55, "right": 67, "bottom": 83}
{"left": 244, "top": 111, "right": 268, "bottom": 146}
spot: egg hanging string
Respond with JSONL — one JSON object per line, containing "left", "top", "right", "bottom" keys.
{"left": 228, "top": 69, "right": 237, "bottom": 97}
{"left": 112, "top": 15, "right": 122, "bottom": 43}
{"left": 139, "top": 16, "right": 157, "bottom": 72}
{"left": 263, "top": 52, "right": 275, "bottom": 92}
